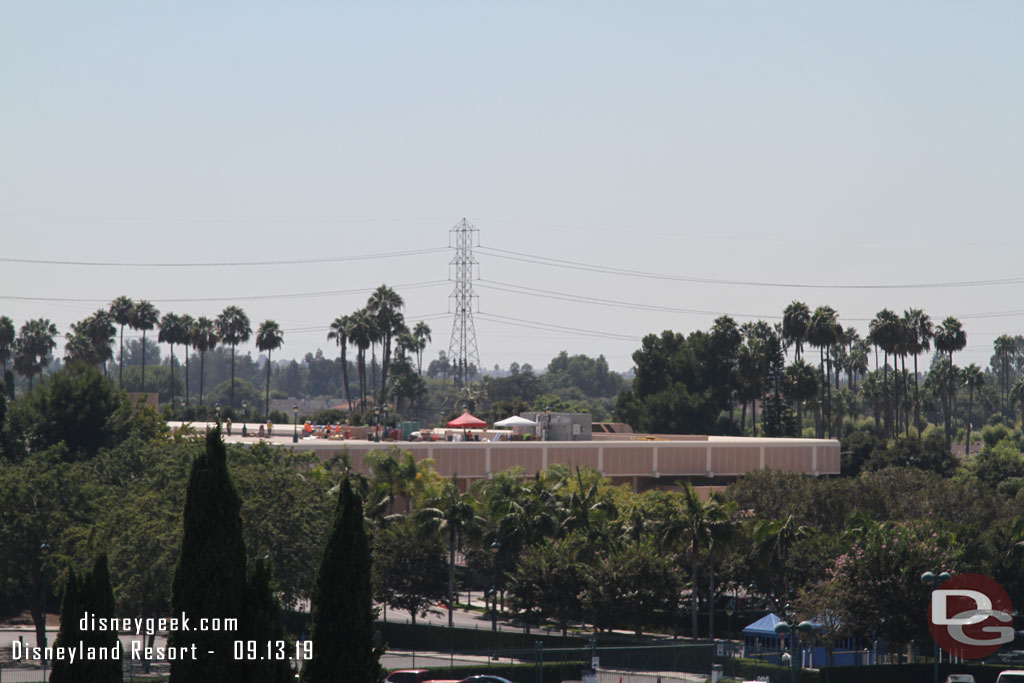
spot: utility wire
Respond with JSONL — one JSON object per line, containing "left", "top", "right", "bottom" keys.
{"left": 476, "top": 312, "right": 638, "bottom": 342}
{"left": 0, "top": 246, "right": 448, "bottom": 268}
{"left": 0, "top": 281, "right": 449, "bottom": 304}
{"left": 476, "top": 246, "right": 1024, "bottom": 290}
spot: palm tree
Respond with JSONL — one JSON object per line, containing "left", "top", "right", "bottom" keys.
{"left": 255, "top": 320, "right": 284, "bottom": 421}
{"left": 868, "top": 309, "right": 899, "bottom": 437}
{"left": 904, "top": 309, "right": 933, "bottom": 433}
{"left": 934, "top": 316, "right": 967, "bottom": 450}
{"left": 1011, "top": 378, "right": 1024, "bottom": 428}
{"left": 327, "top": 315, "right": 353, "bottom": 412}
{"left": 782, "top": 301, "right": 811, "bottom": 361}
{"left": 158, "top": 312, "right": 185, "bottom": 407}
{"left": 129, "top": 300, "right": 159, "bottom": 392}
{"left": 416, "top": 476, "right": 480, "bottom": 629}
{"left": 0, "top": 316, "right": 15, "bottom": 386}
{"left": 216, "top": 305, "right": 251, "bottom": 409}
{"left": 177, "top": 313, "right": 195, "bottom": 405}
{"left": 109, "top": 296, "right": 134, "bottom": 390}
{"left": 660, "top": 485, "right": 736, "bottom": 639}
{"left": 964, "top": 364, "right": 984, "bottom": 455}
{"left": 807, "top": 306, "right": 841, "bottom": 438}
{"left": 65, "top": 310, "right": 115, "bottom": 372}
{"left": 367, "top": 284, "right": 405, "bottom": 403}
{"left": 753, "top": 514, "right": 810, "bottom": 614}
{"left": 13, "top": 318, "right": 58, "bottom": 391}
{"left": 784, "top": 358, "right": 818, "bottom": 435}
{"left": 347, "top": 309, "right": 377, "bottom": 413}
{"left": 994, "top": 334, "right": 1017, "bottom": 418}
{"left": 413, "top": 321, "right": 432, "bottom": 376}
{"left": 191, "top": 316, "right": 218, "bottom": 406}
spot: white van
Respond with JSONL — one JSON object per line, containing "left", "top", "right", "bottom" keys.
{"left": 996, "top": 671, "right": 1024, "bottom": 683}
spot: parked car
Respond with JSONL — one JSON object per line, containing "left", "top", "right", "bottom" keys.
{"left": 458, "top": 676, "right": 515, "bottom": 683}
{"left": 945, "top": 675, "right": 976, "bottom": 683}
{"left": 386, "top": 671, "right": 432, "bottom": 683}
{"left": 997, "top": 672, "right": 1024, "bottom": 683}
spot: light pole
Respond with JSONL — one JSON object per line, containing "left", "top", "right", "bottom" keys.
{"left": 490, "top": 540, "right": 501, "bottom": 660}
{"left": 921, "top": 570, "right": 952, "bottom": 683}
{"left": 179, "top": 397, "right": 186, "bottom": 422}
{"left": 292, "top": 404, "right": 299, "bottom": 443}
{"left": 374, "top": 407, "right": 381, "bottom": 443}
{"left": 241, "top": 399, "right": 248, "bottom": 437}
{"left": 215, "top": 402, "right": 221, "bottom": 427}
{"left": 382, "top": 402, "right": 390, "bottom": 441}
{"left": 39, "top": 542, "right": 50, "bottom": 650}
{"left": 774, "top": 620, "right": 814, "bottom": 683}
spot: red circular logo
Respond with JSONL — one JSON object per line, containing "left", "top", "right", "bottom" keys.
{"left": 927, "top": 573, "right": 1014, "bottom": 660}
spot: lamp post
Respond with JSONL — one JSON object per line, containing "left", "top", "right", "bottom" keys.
{"left": 39, "top": 542, "right": 50, "bottom": 650}
{"left": 215, "top": 402, "right": 221, "bottom": 427}
{"left": 241, "top": 399, "right": 248, "bottom": 437}
{"left": 374, "top": 407, "right": 381, "bottom": 443}
{"left": 292, "top": 405, "right": 298, "bottom": 443}
{"left": 726, "top": 598, "right": 735, "bottom": 642}
{"left": 490, "top": 540, "right": 501, "bottom": 660}
{"left": 179, "top": 397, "right": 186, "bottom": 422}
{"left": 382, "top": 402, "right": 390, "bottom": 441}
{"left": 921, "top": 570, "right": 952, "bottom": 683}
{"left": 774, "top": 620, "right": 814, "bottom": 683}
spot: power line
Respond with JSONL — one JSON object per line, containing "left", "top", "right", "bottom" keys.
{"left": 0, "top": 246, "right": 448, "bottom": 268}
{"left": 476, "top": 312, "right": 638, "bottom": 342}
{"left": 0, "top": 281, "right": 449, "bottom": 304}
{"left": 476, "top": 246, "right": 1024, "bottom": 290}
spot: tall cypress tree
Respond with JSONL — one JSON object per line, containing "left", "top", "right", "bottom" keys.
{"left": 83, "top": 554, "right": 123, "bottom": 683}
{"left": 240, "top": 558, "right": 293, "bottom": 683}
{"left": 300, "top": 477, "right": 382, "bottom": 683}
{"left": 50, "top": 555, "right": 123, "bottom": 683}
{"left": 49, "top": 566, "right": 81, "bottom": 683}
{"left": 169, "top": 427, "right": 247, "bottom": 683}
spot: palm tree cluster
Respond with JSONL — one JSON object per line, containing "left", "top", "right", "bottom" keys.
{"left": 327, "top": 284, "right": 431, "bottom": 415}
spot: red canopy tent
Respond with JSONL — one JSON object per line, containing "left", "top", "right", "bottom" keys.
{"left": 446, "top": 412, "right": 487, "bottom": 429}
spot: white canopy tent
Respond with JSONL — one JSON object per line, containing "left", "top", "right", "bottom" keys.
{"left": 494, "top": 415, "right": 537, "bottom": 427}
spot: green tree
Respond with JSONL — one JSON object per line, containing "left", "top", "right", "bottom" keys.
{"left": 784, "top": 358, "right": 818, "bottom": 435}
{"left": 869, "top": 308, "right": 900, "bottom": 437}
{"left": 508, "top": 537, "right": 584, "bottom": 635}
{"left": 13, "top": 318, "right": 58, "bottom": 391}
{"left": 169, "top": 427, "right": 247, "bottom": 683}
{"left": 934, "top": 316, "right": 967, "bottom": 449}
{"left": 373, "top": 514, "right": 447, "bottom": 625}
{"left": 301, "top": 477, "right": 382, "bottom": 683}
{"left": 808, "top": 307, "right": 841, "bottom": 438}
{"left": 216, "top": 306, "right": 252, "bottom": 409}
{"left": 130, "top": 300, "right": 159, "bottom": 393}
{"left": 417, "top": 475, "right": 480, "bottom": 628}
{"left": 22, "top": 361, "right": 122, "bottom": 461}
{"left": 904, "top": 308, "right": 933, "bottom": 433}
{"left": 366, "top": 284, "right": 405, "bottom": 403}
{"left": 256, "top": 320, "right": 284, "bottom": 421}
{"left": 347, "top": 309, "right": 377, "bottom": 412}
{"left": 995, "top": 334, "right": 1017, "bottom": 417}
{"left": 178, "top": 314, "right": 195, "bottom": 406}
{"left": 159, "top": 312, "right": 186, "bottom": 408}
{"left": 109, "top": 296, "right": 134, "bottom": 390}
{"left": 49, "top": 565, "right": 82, "bottom": 683}
{"left": 412, "top": 321, "right": 431, "bottom": 376}
{"left": 327, "top": 315, "right": 353, "bottom": 411}
{"left": 191, "top": 317, "right": 218, "bottom": 406}
{"left": 240, "top": 558, "right": 293, "bottom": 683}
{"left": 782, "top": 301, "right": 811, "bottom": 361}
{"left": 964, "top": 363, "right": 984, "bottom": 455}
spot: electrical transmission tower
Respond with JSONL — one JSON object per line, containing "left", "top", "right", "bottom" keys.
{"left": 447, "top": 218, "right": 481, "bottom": 386}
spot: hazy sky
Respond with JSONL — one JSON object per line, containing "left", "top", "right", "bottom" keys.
{"left": 2, "top": 2, "right": 1022, "bottom": 373}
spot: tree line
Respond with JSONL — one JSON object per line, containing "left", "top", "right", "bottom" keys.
{"left": 617, "top": 304, "right": 1024, "bottom": 450}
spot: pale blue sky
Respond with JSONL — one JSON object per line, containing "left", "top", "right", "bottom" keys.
{"left": 2, "top": 2, "right": 1022, "bottom": 371}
